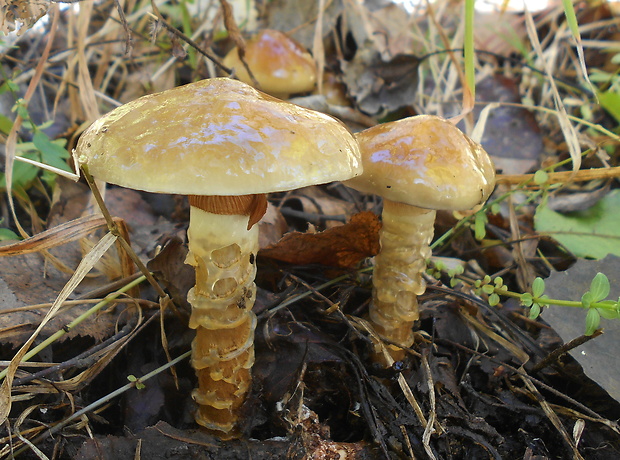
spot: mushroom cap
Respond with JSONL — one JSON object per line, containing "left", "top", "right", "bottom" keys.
{"left": 346, "top": 115, "right": 495, "bottom": 211}
{"left": 222, "top": 29, "right": 316, "bottom": 97}
{"left": 76, "top": 78, "right": 361, "bottom": 196}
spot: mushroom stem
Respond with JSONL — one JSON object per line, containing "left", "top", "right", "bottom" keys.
{"left": 370, "top": 199, "right": 436, "bottom": 354}
{"left": 185, "top": 195, "right": 265, "bottom": 436}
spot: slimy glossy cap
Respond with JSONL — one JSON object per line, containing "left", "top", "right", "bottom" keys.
{"left": 76, "top": 78, "right": 361, "bottom": 196}
{"left": 347, "top": 115, "right": 495, "bottom": 211}
{"left": 222, "top": 29, "right": 316, "bottom": 97}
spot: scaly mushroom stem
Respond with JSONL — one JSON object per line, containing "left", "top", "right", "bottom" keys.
{"left": 369, "top": 199, "right": 436, "bottom": 354}
{"left": 185, "top": 195, "right": 265, "bottom": 437}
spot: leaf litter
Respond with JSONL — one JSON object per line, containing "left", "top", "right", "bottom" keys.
{"left": 0, "top": 0, "right": 620, "bottom": 458}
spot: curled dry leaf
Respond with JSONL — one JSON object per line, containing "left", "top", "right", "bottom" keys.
{"left": 259, "top": 211, "right": 380, "bottom": 269}
{"left": 0, "top": 0, "right": 50, "bottom": 35}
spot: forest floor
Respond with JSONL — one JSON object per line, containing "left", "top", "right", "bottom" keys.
{"left": 1, "top": 0, "right": 620, "bottom": 458}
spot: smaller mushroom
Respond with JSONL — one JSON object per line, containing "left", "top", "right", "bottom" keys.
{"left": 346, "top": 115, "right": 496, "bottom": 356}
{"left": 223, "top": 29, "right": 316, "bottom": 99}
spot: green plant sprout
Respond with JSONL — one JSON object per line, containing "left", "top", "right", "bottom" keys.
{"left": 429, "top": 261, "right": 618, "bottom": 337}
{"left": 127, "top": 374, "right": 146, "bottom": 390}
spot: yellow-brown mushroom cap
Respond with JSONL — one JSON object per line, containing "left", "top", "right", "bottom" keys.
{"left": 222, "top": 29, "right": 316, "bottom": 97}
{"left": 346, "top": 115, "right": 496, "bottom": 211}
{"left": 76, "top": 78, "right": 361, "bottom": 195}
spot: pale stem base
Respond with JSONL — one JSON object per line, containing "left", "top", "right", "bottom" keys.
{"left": 370, "top": 200, "right": 435, "bottom": 353}
{"left": 185, "top": 206, "right": 258, "bottom": 436}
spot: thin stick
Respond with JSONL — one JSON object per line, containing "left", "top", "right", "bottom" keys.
{"left": 497, "top": 166, "right": 620, "bottom": 185}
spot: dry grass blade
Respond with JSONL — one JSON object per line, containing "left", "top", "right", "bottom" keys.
{"left": 14, "top": 405, "right": 48, "bottom": 460}
{"left": 519, "top": 372, "right": 585, "bottom": 460}
{"left": 560, "top": 0, "right": 597, "bottom": 99}
{"left": 4, "top": 4, "right": 59, "bottom": 239}
{"left": 421, "top": 351, "right": 438, "bottom": 460}
{"left": 351, "top": 317, "right": 432, "bottom": 434}
{"left": 0, "top": 214, "right": 113, "bottom": 256}
{"left": 461, "top": 312, "right": 530, "bottom": 364}
{"left": 524, "top": 6, "right": 582, "bottom": 173}
{"left": 0, "top": 232, "right": 118, "bottom": 425}
{"left": 76, "top": 0, "right": 100, "bottom": 122}
{"left": 312, "top": 0, "right": 327, "bottom": 95}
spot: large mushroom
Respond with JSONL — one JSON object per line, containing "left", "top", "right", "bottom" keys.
{"left": 75, "top": 78, "right": 361, "bottom": 436}
{"left": 346, "top": 115, "right": 495, "bottom": 356}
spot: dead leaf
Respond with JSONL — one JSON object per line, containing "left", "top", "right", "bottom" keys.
{"left": 444, "top": 75, "right": 544, "bottom": 175}
{"left": 543, "top": 255, "right": 620, "bottom": 404}
{"left": 0, "top": 0, "right": 50, "bottom": 35}
{"left": 282, "top": 185, "right": 358, "bottom": 230}
{"left": 259, "top": 211, "right": 380, "bottom": 268}
{"left": 341, "top": 48, "right": 419, "bottom": 115}
{"left": 264, "top": 0, "right": 344, "bottom": 49}
{"left": 259, "top": 202, "right": 288, "bottom": 249}
{"left": 147, "top": 236, "right": 194, "bottom": 312}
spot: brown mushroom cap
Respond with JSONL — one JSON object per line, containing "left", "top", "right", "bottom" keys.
{"left": 346, "top": 115, "right": 495, "bottom": 211}
{"left": 76, "top": 78, "right": 361, "bottom": 196}
{"left": 222, "top": 29, "right": 316, "bottom": 97}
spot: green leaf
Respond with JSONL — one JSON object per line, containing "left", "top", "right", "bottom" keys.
{"left": 585, "top": 308, "right": 601, "bottom": 336}
{"left": 589, "top": 273, "right": 610, "bottom": 302}
{"left": 0, "top": 155, "right": 39, "bottom": 191}
{"left": 534, "top": 170, "right": 549, "bottom": 185}
{"left": 474, "top": 211, "right": 487, "bottom": 240}
{"left": 535, "top": 190, "right": 620, "bottom": 259}
{"left": 598, "top": 90, "right": 620, "bottom": 124}
{"left": 33, "top": 131, "right": 71, "bottom": 172}
{"left": 521, "top": 293, "right": 533, "bottom": 307}
{"left": 0, "top": 114, "right": 13, "bottom": 135}
{"left": 488, "top": 293, "right": 500, "bottom": 306}
{"left": 598, "top": 307, "right": 620, "bottom": 320}
{"left": 537, "top": 295, "right": 550, "bottom": 307}
{"left": 482, "top": 284, "right": 495, "bottom": 295}
{"left": 529, "top": 303, "right": 541, "bottom": 320}
{"left": 14, "top": 101, "right": 29, "bottom": 121}
{"left": 532, "top": 277, "right": 545, "bottom": 298}
{"left": 0, "top": 80, "right": 18, "bottom": 94}
{"left": 0, "top": 228, "right": 20, "bottom": 241}
{"left": 581, "top": 291, "right": 593, "bottom": 309}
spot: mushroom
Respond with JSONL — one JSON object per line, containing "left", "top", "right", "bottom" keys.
{"left": 75, "top": 78, "right": 361, "bottom": 436}
{"left": 222, "top": 29, "right": 316, "bottom": 99}
{"left": 346, "top": 115, "right": 495, "bottom": 356}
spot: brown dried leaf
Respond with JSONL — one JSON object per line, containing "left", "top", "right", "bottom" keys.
{"left": 259, "top": 202, "right": 288, "bottom": 249}
{"left": 0, "top": 241, "right": 125, "bottom": 347}
{"left": 0, "top": 0, "right": 50, "bottom": 35}
{"left": 0, "top": 214, "right": 109, "bottom": 257}
{"left": 282, "top": 186, "right": 357, "bottom": 229}
{"left": 147, "top": 236, "right": 194, "bottom": 312}
{"left": 259, "top": 211, "right": 380, "bottom": 268}
{"left": 341, "top": 49, "right": 419, "bottom": 115}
